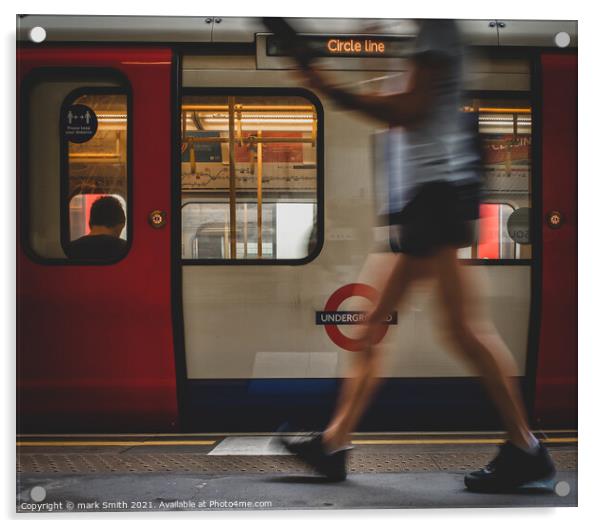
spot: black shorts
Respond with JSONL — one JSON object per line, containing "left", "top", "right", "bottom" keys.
{"left": 389, "top": 180, "right": 481, "bottom": 257}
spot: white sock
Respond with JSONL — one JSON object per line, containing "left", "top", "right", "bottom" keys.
{"left": 521, "top": 432, "right": 540, "bottom": 455}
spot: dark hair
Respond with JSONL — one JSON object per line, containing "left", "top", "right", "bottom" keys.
{"left": 89, "top": 196, "right": 125, "bottom": 228}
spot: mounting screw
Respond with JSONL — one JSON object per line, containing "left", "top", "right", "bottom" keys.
{"left": 215, "top": 18, "right": 222, "bottom": 23}
{"left": 205, "top": 17, "right": 213, "bottom": 24}
{"left": 497, "top": 21, "right": 506, "bottom": 28}
{"left": 555, "top": 31, "right": 571, "bottom": 48}
{"left": 489, "top": 21, "right": 496, "bottom": 28}
{"left": 29, "top": 26, "right": 46, "bottom": 43}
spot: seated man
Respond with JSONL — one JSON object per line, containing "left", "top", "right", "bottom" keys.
{"left": 67, "top": 196, "right": 127, "bottom": 260}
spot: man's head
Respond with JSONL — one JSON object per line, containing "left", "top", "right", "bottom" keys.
{"left": 89, "top": 195, "right": 126, "bottom": 238}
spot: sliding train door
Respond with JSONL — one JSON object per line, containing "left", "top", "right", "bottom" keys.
{"left": 177, "top": 55, "right": 540, "bottom": 431}
{"left": 17, "top": 48, "right": 178, "bottom": 432}
{"left": 533, "top": 53, "right": 577, "bottom": 427}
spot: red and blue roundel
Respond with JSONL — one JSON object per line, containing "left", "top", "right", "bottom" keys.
{"left": 316, "top": 283, "right": 397, "bottom": 352}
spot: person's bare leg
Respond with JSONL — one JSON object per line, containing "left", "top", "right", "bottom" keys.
{"left": 322, "top": 343, "right": 383, "bottom": 451}
{"left": 433, "top": 247, "right": 533, "bottom": 449}
{"left": 323, "top": 254, "right": 432, "bottom": 450}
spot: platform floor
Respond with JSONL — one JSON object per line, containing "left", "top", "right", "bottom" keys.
{"left": 16, "top": 432, "right": 577, "bottom": 511}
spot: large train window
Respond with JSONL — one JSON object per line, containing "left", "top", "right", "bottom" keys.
{"left": 180, "top": 92, "right": 322, "bottom": 262}
{"left": 20, "top": 72, "right": 130, "bottom": 263}
{"left": 459, "top": 98, "right": 532, "bottom": 261}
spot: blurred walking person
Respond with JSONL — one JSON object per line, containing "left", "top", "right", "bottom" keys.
{"left": 266, "top": 18, "right": 556, "bottom": 492}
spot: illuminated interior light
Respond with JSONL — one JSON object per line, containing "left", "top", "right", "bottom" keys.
{"left": 479, "top": 116, "right": 532, "bottom": 123}
{"left": 478, "top": 107, "right": 531, "bottom": 114}
{"left": 188, "top": 115, "right": 314, "bottom": 121}
{"left": 181, "top": 105, "right": 315, "bottom": 111}
{"left": 201, "top": 118, "right": 314, "bottom": 124}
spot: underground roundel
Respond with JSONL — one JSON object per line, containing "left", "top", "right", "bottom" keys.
{"left": 316, "top": 283, "right": 397, "bottom": 352}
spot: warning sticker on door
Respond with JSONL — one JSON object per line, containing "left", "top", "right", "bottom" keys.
{"left": 63, "top": 104, "right": 98, "bottom": 143}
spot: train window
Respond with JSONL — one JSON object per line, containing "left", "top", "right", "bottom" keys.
{"left": 21, "top": 73, "right": 130, "bottom": 262}
{"left": 64, "top": 92, "right": 129, "bottom": 260}
{"left": 181, "top": 93, "right": 321, "bottom": 262}
{"left": 182, "top": 202, "right": 316, "bottom": 259}
{"left": 460, "top": 99, "right": 532, "bottom": 261}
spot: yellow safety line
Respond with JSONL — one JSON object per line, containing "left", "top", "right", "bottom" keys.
{"left": 16, "top": 440, "right": 216, "bottom": 447}
{"left": 16, "top": 438, "right": 576, "bottom": 448}
{"left": 351, "top": 437, "right": 578, "bottom": 445}
{"left": 16, "top": 429, "right": 577, "bottom": 438}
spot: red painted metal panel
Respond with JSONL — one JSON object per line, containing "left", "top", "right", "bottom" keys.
{"left": 17, "top": 47, "right": 178, "bottom": 432}
{"left": 534, "top": 53, "right": 577, "bottom": 426}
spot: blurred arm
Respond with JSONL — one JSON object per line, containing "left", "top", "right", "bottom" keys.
{"left": 301, "top": 60, "right": 438, "bottom": 127}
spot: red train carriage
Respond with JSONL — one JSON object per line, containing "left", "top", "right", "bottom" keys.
{"left": 16, "top": 16, "right": 577, "bottom": 432}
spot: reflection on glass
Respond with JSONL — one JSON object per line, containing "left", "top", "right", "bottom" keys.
{"left": 478, "top": 203, "right": 516, "bottom": 259}
{"left": 182, "top": 202, "right": 315, "bottom": 259}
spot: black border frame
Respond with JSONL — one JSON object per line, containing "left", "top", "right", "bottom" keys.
{"left": 19, "top": 67, "right": 133, "bottom": 266}
{"left": 523, "top": 50, "right": 545, "bottom": 418}
{"left": 169, "top": 50, "right": 190, "bottom": 430}
{"left": 179, "top": 86, "right": 325, "bottom": 266}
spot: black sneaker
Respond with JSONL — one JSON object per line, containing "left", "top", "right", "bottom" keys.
{"left": 465, "top": 441, "right": 556, "bottom": 493}
{"left": 280, "top": 433, "right": 348, "bottom": 482}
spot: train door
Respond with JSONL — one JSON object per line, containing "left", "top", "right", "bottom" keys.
{"left": 533, "top": 53, "right": 577, "bottom": 426}
{"left": 17, "top": 48, "right": 179, "bottom": 431}
{"left": 177, "top": 55, "right": 541, "bottom": 432}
